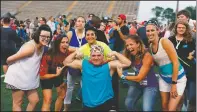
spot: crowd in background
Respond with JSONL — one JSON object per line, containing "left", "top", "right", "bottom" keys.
{"left": 1, "top": 9, "right": 196, "bottom": 111}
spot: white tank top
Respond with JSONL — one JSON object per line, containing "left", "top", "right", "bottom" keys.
{"left": 4, "top": 40, "right": 44, "bottom": 90}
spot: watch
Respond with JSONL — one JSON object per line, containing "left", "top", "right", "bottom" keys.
{"left": 171, "top": 81, "right": 177, "bottom": 84}
{"left": 121, "top": 75, "right": 126, "bottom": 80}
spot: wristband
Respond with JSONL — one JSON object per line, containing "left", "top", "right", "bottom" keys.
{"left": 171, "top": 81, "right": 177, "bottom": 84}
{"left": 121, "top": 75, "right": 126, "bottom": 80}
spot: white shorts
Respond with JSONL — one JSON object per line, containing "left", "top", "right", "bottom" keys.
{"left": 158, "top": 75, "right": 187, "bottom": 96}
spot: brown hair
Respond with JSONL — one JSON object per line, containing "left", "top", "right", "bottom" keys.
{"left": 173, "top": 20, "right": 192, "bottom": 42}
{"left": 123, "top": 35, "right": 146, "bottom": 61}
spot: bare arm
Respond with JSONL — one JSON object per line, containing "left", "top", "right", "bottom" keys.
{"left": 63, "top": 51, "right": 82, "bottom": 69}
{"left": 7, "top": 43, "right": 35, "bottom": 65}
{"left": 162, "top": 38, "right": 179, "bottom": 82}
{"left": 108, "top": 51, "right": 131, "bottom": 68}
{"left": 40, "top": 66, "right": 65, "bottom": 80}
{"left": 117, "top": 52, "right": 153, "bottom": 82}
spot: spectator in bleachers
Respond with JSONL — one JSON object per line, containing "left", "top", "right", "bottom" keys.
{"left": 108, "top": 20, "right": 117, "bottom": 50}
{"left": 129, "top": 22, "right": 137, "bottom": 35}
{"left": 164, "top": 22, "right": 175, "bottom": 38}
{"left": 47, "top": 16, "right": 56, "bottom": 34}
{"left": 34, "top": 17, "right": 39, "bottom": 27}
{"left": 1, "top": 17, "right": 22, "bottom": 74}
{"left": 136, "top": 21, "right": 149, "bottom": 48}
{"left": 39, "top": 17, "right": 47, "bottom": 26}
{"left": 29, "top": 20, "right": 35, "bottom": 40}
{"left": 88, "top": 16, "right": 109, "bottom": 45}
{"left": 113, "top": 14, "right": 129, "bottom": 52}
{"left": 62, "top": 15, "right": 69, "bottom": 26}
{"left": 17, "top": 21, "right": 28, "bottom": 42}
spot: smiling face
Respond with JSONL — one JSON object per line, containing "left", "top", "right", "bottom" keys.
{"left": 39, "top": 30, "right": 51, "bottom": 46}
{"left": 176, "top": 23, "right": 186, "bottom": 35}
{"left": 75, "top": 17, "right": 85, "bottom": 30}
{"left": 146, "top": 24, "right": 159, "bottom": 43}
{"left": 90, "top": 52, "right": 104, "bottom": 65}
{"left": 85, "top": 30, "right": 96, "bottom": 45}
{"left": 59, "top": 37, "right": 69, "bottom": 54}
{"left": 125, "top": 38, "right": 140, "bottom": 56}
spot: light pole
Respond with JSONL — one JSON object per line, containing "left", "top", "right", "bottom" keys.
{"left": 175, "top": 1, "right": 179, "bottom": 22}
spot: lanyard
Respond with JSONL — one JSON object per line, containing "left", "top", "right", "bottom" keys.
{"left": 75, "top": 29, "right": 85, "bottom": 47}
{"left": 175, "top": 36, "right": 183, "bottom": 49}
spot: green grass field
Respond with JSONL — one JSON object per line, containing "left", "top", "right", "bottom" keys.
{"left": 1, "top": 66, "right": 162, "bottom": 111}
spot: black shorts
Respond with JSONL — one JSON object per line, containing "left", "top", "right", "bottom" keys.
{"left": 40, "top": 74, "right": 64, "bottom": 89}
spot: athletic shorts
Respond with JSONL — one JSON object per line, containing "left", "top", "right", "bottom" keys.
{"left": 158, "top": 75, "right": 187, "bottom": 96}
{"left": 40, "top": 74, "right": 64, "bottom": 89}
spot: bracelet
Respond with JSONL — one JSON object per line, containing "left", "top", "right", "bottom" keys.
{"left": 121, "top": 75, "right": 126, "bottom": 80}
{"left": 117, "top": 28, "right": 121, "bottom": 32}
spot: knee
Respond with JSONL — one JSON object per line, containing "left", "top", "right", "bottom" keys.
{"left": 30, "top": 97, "right": 39, "bottom": 104}
{"left": 57, "top": 91, "right": 66, "bottom": 100}
{"left": 43, "top": 97, "right": 52, "bottom": 104}
{"left": 125, "top": 98, "right": 135, "bottom": 110}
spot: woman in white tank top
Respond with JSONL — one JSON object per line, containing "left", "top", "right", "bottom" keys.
{"left": 4, "top": 24, "right": 52, "bottom": 111}
{"left": 145, "top": 20, "right": 187, "bottom": 111}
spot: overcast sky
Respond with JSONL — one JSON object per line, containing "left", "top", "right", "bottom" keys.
{"left": 137, "top": 1, "right": 196, "bottom": 22}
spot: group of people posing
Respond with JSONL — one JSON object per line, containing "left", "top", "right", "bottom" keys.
{"left": 2, "top": 9, "right": 196, "bottom": 111}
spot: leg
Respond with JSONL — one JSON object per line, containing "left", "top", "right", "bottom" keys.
{"left": 55, "top": 83, "right": 66, "bottom": 111}
{"left": 168, "top": 95, "right": 183, "bottom": 111}
{"left": 176, "top": 91, "right": 185, "bottom": 111}
{"left": 12, "top": 90, "right": 25, "bottom": 111}
{"left": 64, "top": 71, "right": 76, "bottom": 111}
{"left": 142, "top": 87, "right": 158, "bottom": 111}
{"left": 160, "top": 92, "right": 170, "bottom": 111}
{"left": 187, "top": 81, "right": 196, "bottom": 111}
{"left": 41, "top": 89, "right": 52, "bottom": 111}
{"left": 26, "top": 89, "right": 39, "bottom": 111}
{"left": 168, "top": 76, "right": 187, "bottom": 111}
{"left": 125, "top": 85, "right": 142, "bottom": 111}
{"left": 112, "top": 72, "right": 119, "bottom": 110}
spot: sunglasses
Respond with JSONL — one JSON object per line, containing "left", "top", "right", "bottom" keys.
{"left": 146, "top": 20, "right": 158, "bottom": 27}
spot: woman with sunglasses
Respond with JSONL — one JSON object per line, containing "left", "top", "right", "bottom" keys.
{"left": 4, "top": 24, "right": 52, "bottom": 111}
{"left": 39, "top": 34, "right": 70, "bottom": 111}
{"left": 146, "top": 20, "right": 187, "bottom": 111}
{"left": 168, "top": 20, "right": 196, "bottom": 111}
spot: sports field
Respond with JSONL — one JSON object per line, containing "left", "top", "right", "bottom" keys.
{"left": 1, "top": 66, "right": 162, "bottom": 111}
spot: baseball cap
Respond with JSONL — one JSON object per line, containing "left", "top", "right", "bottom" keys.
{"left": 118, "top": 14, "right": 126, "bottom": 21}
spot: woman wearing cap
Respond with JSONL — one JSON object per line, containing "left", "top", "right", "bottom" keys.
{"left": 146, "top": 20, "right": 187, "bottom": 111}
{"left": 63, "top": 16, "right": 87, "bottom": 111}
{"left": 168, "top": 20, "right": 196, "bottom": 111}
{"left": 117, "top": 35, "right": 159, "bottom": 111}
{"left": 39, "top": 34, "right": 70, "bottom": 111}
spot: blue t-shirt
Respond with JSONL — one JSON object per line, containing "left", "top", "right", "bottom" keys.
{"left": 82, "top": 59, "right": 114, "bottom": 107}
